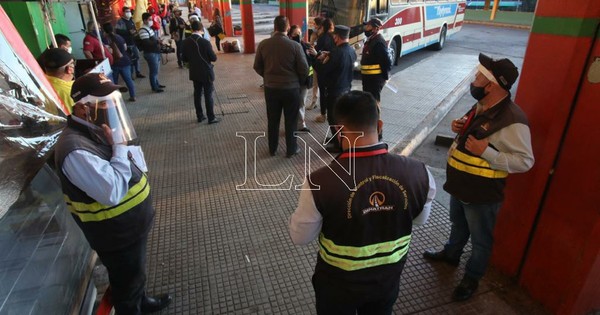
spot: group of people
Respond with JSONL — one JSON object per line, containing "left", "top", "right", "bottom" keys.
{"left": 254, "top": 15, "right": 534, "bottom": 314}
{"left": 39, "top": 9, "right": 535, "bottom": 315}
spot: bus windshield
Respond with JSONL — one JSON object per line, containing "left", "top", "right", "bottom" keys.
{"left": 318, "top": 0, "right": 367, "bottom": 28}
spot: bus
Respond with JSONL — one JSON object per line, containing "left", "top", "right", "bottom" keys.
{"left": 309, "top": 0, "right": 467, "bottom": 67}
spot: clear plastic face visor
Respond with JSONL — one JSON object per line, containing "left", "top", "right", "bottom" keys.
{"left": 80, "top": 91, "right": 137, "bottom": 144}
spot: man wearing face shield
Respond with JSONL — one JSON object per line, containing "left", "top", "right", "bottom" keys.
{"left": 54, "top": 73, "right": 172, "bottom": 314}
{"left": 423, "top": 53, "right": 534, "bottom": 301}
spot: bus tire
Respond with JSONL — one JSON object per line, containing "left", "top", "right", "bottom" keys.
{"left": 390, "top": 38, "right": 400, "bottom": 66}
{"left": 432, "top": 25, "right": 447, "bottom": 51}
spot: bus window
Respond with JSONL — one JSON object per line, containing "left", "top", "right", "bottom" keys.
{"left": 369, "top": 0, "right": 389, "bottom": 15}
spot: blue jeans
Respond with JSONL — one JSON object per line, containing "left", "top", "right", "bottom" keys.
{"left": 444, "top": 195, "right": 502, "bottom": 280}
{"left": 193, "top": 80, "right": 215, "bottom": 121}
{"left": 129, "top": 45, "right": 142, "bottom": 75}
{"left": 143, "top": 52, "right": 161, "bottom": 90}
{"left": 112, "top": 64, "right": 135, "bottom": 98}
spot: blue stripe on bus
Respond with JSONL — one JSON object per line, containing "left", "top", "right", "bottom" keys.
{"left": 467, "top": 1, "right": 521, "bottom": 7}
{"left": 425, "top": 4, "right": 458, "bottom": 20}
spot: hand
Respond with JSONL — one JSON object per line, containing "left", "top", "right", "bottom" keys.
{"left": 451, "top": 117, "right": 467, "bottom": 133}
{"left": 101, "top": 124, "right": 114, "bottom": 146}
{"left": 465, "top": 135, "right": 488, "bottom": 156}
{"left": 317, "top": 51, "right": 329, "bottom": 62}
{"left": 306, "top": 47, "right": 317, "bottom": 56}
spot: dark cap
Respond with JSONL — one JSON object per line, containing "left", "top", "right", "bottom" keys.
{"left": 364, "top": 18, "right": 383, "bottom": 28}
{"left": 43, "top": 48, "right": 72, "bottom": 69}
{"left": 71, "top": 73, "right": 128, "bottom": 102}
{"left": 479, "top": 53, "right": 519, "bottom": 90}
{"left": 333, "top": 25, "right": 350, "bottom": 39}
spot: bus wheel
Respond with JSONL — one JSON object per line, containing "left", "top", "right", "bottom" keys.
{"left": 432, "top": 25, "right": 447, "bottom": 51}
{"left": 390, "top": 39, "right": 399, "bottom": 66}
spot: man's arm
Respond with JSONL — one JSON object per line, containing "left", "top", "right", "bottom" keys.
{"left": 62, "top": 145, "right": 132, "bottom": 206}
{"left": 206, "top": 40, "right": 217, "bottom": 62}
{"left": 115, "top": 20, "right": 129, "bottom": 38}
{"left": 253, "top": 43, "right": 264, "bottom": 77}
{"left": 481, "top": 123, "right": 535, "bottom": 173}
{"left": 289, "top": 181, "right": 322, "bottom": 245}
{"left": 375, "top": 41, "right": 391, "bottom": 79}
{"left": 295, "top": 43, "right": 309, "bottom": 82}
{"left": 412, "top": 168, "right": 436, "bottom": 226}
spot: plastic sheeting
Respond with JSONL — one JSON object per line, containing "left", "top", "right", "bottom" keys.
{"left": 0, "top": 11, "right": 67, "bottom": 219}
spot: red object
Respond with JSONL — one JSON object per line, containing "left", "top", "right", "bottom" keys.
{"left": 96, "top": 286, "right": 113, "bottom": 315}
{"left": 279, "top": 0, "right": 308, "bottom": 42}
{"left": 240, "top": 0, "right": 255, "bottom": 53}
{"left": 222, "top": 0, "right": 233, "bottom": 36}
{"left": 491, "top": 0, "right": 600, "bottom": 313}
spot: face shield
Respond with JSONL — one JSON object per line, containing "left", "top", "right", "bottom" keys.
{"left": 79, "top": 91, "right": 137, "bottom": 145}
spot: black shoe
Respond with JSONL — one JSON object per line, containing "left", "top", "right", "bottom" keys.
{"left": 141, "top": 294, "right": 172, "bottom": 313}
{"left": 298, "top": 127, "right": 311, "bottom": 133}
{"left": 269, "top": 151, "right": 276, "bottom": 157}
{"left": 128, "top": 97, "right": 136, "bottom": 102}
{"left": 153, "top": 89, "right": 164, "bottom": 93}
{"left": 158, "top": 84, "right": 166, "bottom": 88}
{"left": 423, "top": 249, "right": 460, "bottom": 267}
{"left": 136, "top": 73, "right": 146, "bottom": 78}
{"left": 452, "top": 276, "right": 479, "bottom": 301}
{"left": 197, "top": 117, "right": 206, "bottom": 123}
{"left": 208, "top": 117, "right": 221, "bottom": 124}
{"left": 286, "top": 147, "right": 301, "bottom": 158}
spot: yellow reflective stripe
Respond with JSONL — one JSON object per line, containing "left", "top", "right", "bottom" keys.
{"left": 319, "top": 234, "right": 411, "bottom": 271}
{"left": 308, "top": 66, "right": 314, "bottom": 76}
{"left": 451, "top": 149, "right": 491, "bottom": 168}
{"left": 361, "top": 64, "right": 381, "bottom": 70}
{"left": 361, "top": 69, "right": 383, "bottom": 74}
{"left": 65, "top": 175, "right": 150, "bottom": 222}
{"left": 448, "top": 157, "right": 508, "bottom": 179}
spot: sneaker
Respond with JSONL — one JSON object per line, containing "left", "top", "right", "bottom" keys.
{"left": 128, "top": 97, "right": 136, "bottom": 102}
{"left": 208, "top": 117, "right": 221, "bottom": 124}
{"left": 136, "top": 73, "right": 146, "bottom": 78}
{"left": 158, "top": 84, "right": 166, "bottom": 88}
{"left": 315, "top": 114, "right": 327, "bottom": 123}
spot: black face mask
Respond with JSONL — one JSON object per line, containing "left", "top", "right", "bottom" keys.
{"left": 364, "top": 30, "right": 373, "bottom": 37}
{"left": 470, "top": 83, "right": 488, "bottom": 100}
{"left": 291, "top": 35, "right": 300, "bottom": 43}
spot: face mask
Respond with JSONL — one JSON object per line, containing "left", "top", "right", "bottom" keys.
{"left": 146, "top": 21, "right": 154, "bottom": 27}
{"left": 66, "top": 47, "right": 73, "bottom": 54}
{"left": 470, "top": 83, "right": 488, "bottom": 100}
{"left": 292, "top": 35, "right": 300, "bottom": 43}
{"left": 124, "top": 12, "right": 132, "bottom": 19}
{"left": 364, "top": 30, "right": 373, "bottom": 37}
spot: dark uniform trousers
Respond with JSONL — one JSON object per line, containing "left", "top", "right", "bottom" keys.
{"left": 326, "top": 87, "right": 350, "bottom": 147}
{"left": 362, "top": 78, "right": 386, "bottom": 102}
{"left": 97, "top": 235, "right": 148, "bottom": 315}
{"left": 265, "top": 87, "right": 300, "bottom": 155}
{"left": 193, "top": 80, "right": 215, "bottom": 121}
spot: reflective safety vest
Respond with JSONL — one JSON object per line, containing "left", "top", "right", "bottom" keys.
{"left": 309, "top": 143, "right": 430, "bottom": 276}
{"left": 444, "top": 97, "right": 529, "bottom": 203}
{"left": 54, "top": 117, "right": 154, "bottom": 252}
{"left": 308, "top": 65, "right": 314, "bottom": 76}
{"left": 360, "top": 33, "right": 389, "bottom": 78}
{"left": 360, "top": 64, "right": 382, "bottom": 75}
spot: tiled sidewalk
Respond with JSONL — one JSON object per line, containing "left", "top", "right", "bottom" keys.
{"left": 122, "top": 37, "right": 548, "bottom": 314}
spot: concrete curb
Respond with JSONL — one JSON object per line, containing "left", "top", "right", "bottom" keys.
{"left": 464, "top": 20, "right": 531, "bottom": 30}
{"left": 393, "top": 66, "right": 477, "bottom": 156}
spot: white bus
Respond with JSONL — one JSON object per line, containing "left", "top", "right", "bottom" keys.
{"left": 309, "top": 0, "right": 466, "bottom": 66}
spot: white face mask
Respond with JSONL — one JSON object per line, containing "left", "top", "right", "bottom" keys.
{"left": 146, "top": 21, "right": 153, "bottom": 27}
{"left": 124, "top": 12, "right": 132, "bottom": 19}
{"left": 66, "top": 47, "right": 73, "bottom": 54}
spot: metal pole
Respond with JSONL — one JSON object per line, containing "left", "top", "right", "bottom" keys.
{"left": 89, "top": 1, "right": 106, "bottom": 59}
{"left": 42, "top": 0, "right": 57, "bottom": 48}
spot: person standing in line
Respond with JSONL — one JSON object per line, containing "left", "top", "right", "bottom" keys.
{"left": 148, "top": 7, "right": 162, "bottom": 39}
{"left": 314, "top": 25, "right": 357, "bottom": 153}
{"left": 253, "top": 15, "right": 309, "bottom": 158}
{"left": 42, "top": 48, "right": 76, "bottom": 114}
{"left": 210, "top": 8, "right": 224, "bottom": 52}
{"left": 170, "top": 8, "right": 186, "bottom": 68}
{"left": 305, "top": 16, "right": 323, "bottom": 111}
{"left": 361, "top": 18, "right": 391, "bottom": 103}
{"left": 139, "top": 13, "right": 165, "bottom": 93}
{"left": 83, "top": 21, "right": 113, "bottom": 66}
{"left": 181, "top": 21, "right": 220, "bottom": 124}
{"left": 102, "top": 22, "right": 136, "bottom": 102}
{"left": 423, "top": 53, "right": 534, "bottom": 301}
{"left": 55, "top": 73, "right": 172, "bottom": 314}
{"left": 288, "top": 24, "right": 314, "bottom": 133}
{"left": 307, "top": 18, "right": 335, "bottom": 123}
{"left": 290, "top": 91, "right": 436, "bottom": 315}
{"left": 115, "top": 6, "right": 146, "bottom": 79}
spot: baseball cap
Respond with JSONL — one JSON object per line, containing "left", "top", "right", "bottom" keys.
{"left": 478, "top": 53, "right": 519, "bottom": 91}
{"left": 43, "top": 48, "right": 73, "bottom": 69}
{"left": 364, "top": 18, "right": 383, "bottom": 28}
{"left": 71, "top": 73, "right": 128, "bottom": 102}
